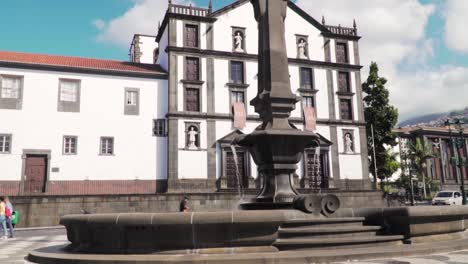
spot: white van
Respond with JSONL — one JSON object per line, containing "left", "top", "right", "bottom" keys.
{"left": 432, "top": 191, "right": 463, "bottom": 205}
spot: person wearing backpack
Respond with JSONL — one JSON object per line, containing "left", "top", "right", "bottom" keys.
{"left": 4, "top": 197, "right": 14, "bottom": 238}
{"left": 0, "top": 197, "right": 8, "bottom": 240}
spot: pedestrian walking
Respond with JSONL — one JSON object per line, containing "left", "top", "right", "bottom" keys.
{"left": 0, "top": 197, "right": 8, "bottom": 240}
{"left": 4, "top": 197, "right": 14, "bottom": 238}
{"left": 179, "top": 196, "right": 190, "bottom": 212}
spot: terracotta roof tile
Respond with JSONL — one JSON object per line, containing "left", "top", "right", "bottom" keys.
{"left": 0, "top": 50, "right": 167, "bottom": 76}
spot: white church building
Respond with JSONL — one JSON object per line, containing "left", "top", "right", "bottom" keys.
{"left": 0, "top": 0, "right": 370, "bottom": 196}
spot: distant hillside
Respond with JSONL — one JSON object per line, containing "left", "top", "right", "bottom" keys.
{"left": 398, "top": 112, "right": 449, "bottom": 127}
{"left": 398, "top": 107, "right": 468, "bottom": 127}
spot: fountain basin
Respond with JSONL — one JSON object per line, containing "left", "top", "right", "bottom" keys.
{"left": 61, "top": 210, "right": 317, "bottom": 254}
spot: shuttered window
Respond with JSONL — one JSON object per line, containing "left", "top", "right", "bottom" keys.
{"left": 336, "top": 42, "right": 348, "bottom": 63}
{"left": 300, "top": 68, "right": 313, "bottom": 89}
{"left": 186, "top": 88, "right": 200, "bottom": 112}
{"left": 186, "top": 57, "right": 200, "bottom": 81}
{"left": 184, "top": 24, "right": 199, "bottom": 48}
{"left": 339, "top": 99, "right": 353, "bottom": 120}
{"left": 230, "top": 61, "right": 244, "bottom": 84}
{"left": 338, "top": 72, "right": 350, "bottom": 92}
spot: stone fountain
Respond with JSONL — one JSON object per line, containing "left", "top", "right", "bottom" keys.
{"left": 28, "top": 1, "right": 468, "bottom": 263}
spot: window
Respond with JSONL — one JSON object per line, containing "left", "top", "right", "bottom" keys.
{"left": 338, "top": 72, "right": 350, "bottom": 92}
{"left": 154, "top": 119, "right": 166, "bottom": 137}
{"left": 124, "top": 88, "right": 140, "bottom": 115}
{"left": 58, "top": 79, "right": 80, "bottom": 112}
{"left": 336, "top": 42, "right": 349, "bottom": 63}
{"left": 302, "top": 96, "right": 314, "bottom": 108}
{"left": 230, "top": 61, "right": 244, "bottom": 84}
{"left": 185, "top": 57, "right": 200, "bottom": 81}
{"left": 339, "top": 99, "right": 353, "bottom": 120}
{"left": 185, "top": 88, "right": 200, "bottom": 112}
{"left": 0, "top": 134, "right": 11, "bottom": 153}
{"left": 63, "top": 136, "right": 77, "bottom": 155}
{"left": 300, "top": 68, "right": 313, "bottom": 89}
{"left": 184, "top": 24, "right": 199, "bottom": 48}
{"left": 1, "top": 76, "right": 21, "bottom": 99}
{"left": 100, "top": 137, "right": 114, "bottom": 155}
{"left": 59, "top": 80, "right": 79, "bottom": 102}
{"left": 126, "top": 91, "right": 138, "bottom": 105}
{"left": 231, "top": 91, "right": 245, "bottom": 105}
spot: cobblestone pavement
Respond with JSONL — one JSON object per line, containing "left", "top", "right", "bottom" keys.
{"left": 0, "top": 229, "right": 66, "bottom": 264}
{"left": 2, "top": 229, "right": 468, "bottom": 264}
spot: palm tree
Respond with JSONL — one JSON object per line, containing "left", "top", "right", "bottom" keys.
{"left": 408, "top": 138, "right": 435, "bottom": 198}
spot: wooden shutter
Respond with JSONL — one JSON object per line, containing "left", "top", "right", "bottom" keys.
{"left": 185, "top": 25, "right": 198, "bottom": 48}
{"left": 186, "top": 88, "right": 200, "bottom": 112}
{"left": 231, "top": 62, "right": 244, "bottom": 84}
{"left": 300, "top": 68, "right": 313, "bottom": 89}
{"left": 338, "top": 72, "right": 350, "bottom": 92}
{"left": 226, "top": 151, "right": 245, "bottom": 188}
{"left": 340, "top": 99, "right": 353, "bottom": 120}
{"left": 336, "top": 43, "right": 348, "bottom": 63}
{"left": 186, "top": 58, "right": 199, "bottom": 81}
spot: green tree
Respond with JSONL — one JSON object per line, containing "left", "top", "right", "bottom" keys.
{"left": 363, "top": 62, "right": 399, "bottom": 189}
{"left": 379, "top": 149, "right": 400, "bottom": 191}
{"left": 408, "top": 137, "right": 435, "bottom": 197}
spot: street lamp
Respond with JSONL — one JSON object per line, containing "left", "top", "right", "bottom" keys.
{"left": 445, "top": 118, "right": 467, "bottom": 205}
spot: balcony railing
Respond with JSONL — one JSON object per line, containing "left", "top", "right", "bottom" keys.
{"left": 326, "top": 25, "right": 357, "bottom": 37}
{"left": 169, "top": 4, "right": 210, "bottom": 17}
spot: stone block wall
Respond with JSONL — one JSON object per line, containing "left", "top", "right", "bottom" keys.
{"left": 10, "top": 191, "right": 386, "bottom": 228}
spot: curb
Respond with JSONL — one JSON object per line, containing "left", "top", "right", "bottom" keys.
{"left": 15, "top": 226, "right": 64, "bottom": 232}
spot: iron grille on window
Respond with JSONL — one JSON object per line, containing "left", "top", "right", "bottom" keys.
{"left": 336, "top": 43, "right": 348, "bottom": 63}
{"left": 300, "top": 68, "right": 313, "bottom": 89}
{"left": 338, "top": 72, "right": 350, "bottom": 92}
{"left": 186, "top": 57, "right": 200, "bottom": 81}
{"left": 186, "top": 88, "right": 200, "bottom": 112}
{"left": 0, "top": 135, "right": 11, "bottom": 153}
{"left": 184, "top": 24, "right": 199, "bottom": 48}
{"left": 340, "top": 99, "right": 353, "bottom": 120}
{"left": 154, "top": 119, "right": 166, "bottom": 137}
{"left": 230, "top": 61, "right": 244, "bottom": 84}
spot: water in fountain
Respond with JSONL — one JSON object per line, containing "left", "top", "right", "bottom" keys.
{"left": 312, "top": 146, "right": 321, "bottom": 192}
{"left": 230, "top": 144, "right": 244, "bottom": 200}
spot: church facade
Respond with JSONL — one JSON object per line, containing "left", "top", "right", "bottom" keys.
{"left": 0, "top": 0, "right": 370, "bottom": 196}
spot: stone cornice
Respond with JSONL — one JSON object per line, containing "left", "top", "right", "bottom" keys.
{"left": 166, "top": 111, "right": 366, "bottom": 126}
{"left": 167, "top": 46, "right": 363, "bottom": 71}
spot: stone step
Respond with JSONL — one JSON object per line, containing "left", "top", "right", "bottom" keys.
{"left": 273, "top": 235, "right": 404, "bottom": 251}
{"left": 278, "top": 225, "right": 382, "bottom": 239}
{"left": 282, "top": 217, "right": 365, "bottom": 228}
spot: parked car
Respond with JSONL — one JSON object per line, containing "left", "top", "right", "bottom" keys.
{"left": 432, "top": 191, "right": 463, "bottom": 205}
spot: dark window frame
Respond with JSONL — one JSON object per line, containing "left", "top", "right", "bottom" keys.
{"left": 0, "top": 134, "right": 12, "bottom": 154}
{"left": 99, "top": 137, "right": 115, "bottom": 156}
{"left": 339, "top": 98, "right": 354, "bottom": 121}
{"left": 335, "top": 41, "right": 349, "bottom": 64}
{"left": 63, "top": 136, "right": 78, "bottom": 155}
{"left": 183, "top": 23, "right": 200, "bottom": 48}
{"left": 229, "top": 61, "right": 245, "bottom": 84}
{"left": 153, "top": 119, "right": 167, "bottom": 137}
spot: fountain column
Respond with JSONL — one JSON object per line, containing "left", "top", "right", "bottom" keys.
{"left": 235, "top": 0, "right": 319, "bottom": 209}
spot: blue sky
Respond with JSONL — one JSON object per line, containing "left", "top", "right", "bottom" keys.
{"left": 1, "top": 0, "right": 468, "bottom": 120}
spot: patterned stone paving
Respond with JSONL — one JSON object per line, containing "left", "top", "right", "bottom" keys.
{"left": 336, "top": 250, "right": 468, "bottom": 264}
{"left": 0, "top": 230, "right": 67, "bottom": 264}
{"left": 1, "top": 229, "right": 468, "bottom": 264}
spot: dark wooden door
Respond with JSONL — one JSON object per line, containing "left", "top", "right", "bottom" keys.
{"left": 305, "top": 150, "right": 329, "bottom": 189}
{"left": 226, "top": 151, "right": 246, "bottom": 188}
{"left": 24, "top": 156, "right": 47, "bottom": 194}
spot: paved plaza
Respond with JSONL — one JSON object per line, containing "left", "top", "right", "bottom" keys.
{"left": 0, "top": 228, "right": 467, "bottom": 264}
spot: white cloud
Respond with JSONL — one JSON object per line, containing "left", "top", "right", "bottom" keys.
{"left": 295, "top": 0, "right": 468, "bottom": 121}
{"left": 445, "top": 0, "right": 468, "bottom": 53}
{"left": 93, "top": 0, "right": 193, "bottom": 48}
{"left": 92, "top": 19, "right": 106, "bottom": 30}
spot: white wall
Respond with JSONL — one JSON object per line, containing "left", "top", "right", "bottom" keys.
{"left": 337, "top": 127, "right": 363, "bottom": 180}
{"left": 138, "top": 35, "right": 158, "bottom": 64}
{"left": 0, "top": 67, "right": 167, "bottom": 182}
